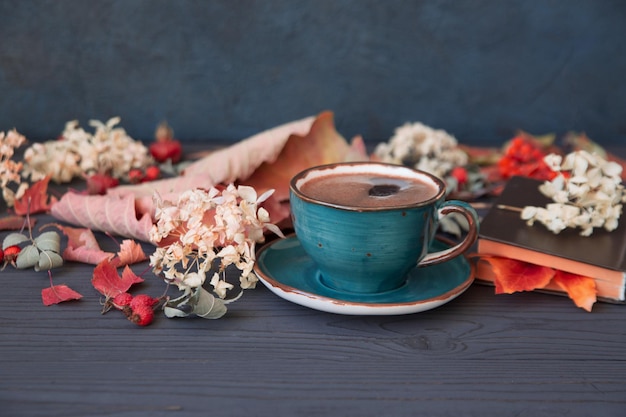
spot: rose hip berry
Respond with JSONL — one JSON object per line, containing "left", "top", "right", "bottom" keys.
{"left": 3, "top": 245, "right": 21, "bottom": 263}
{"left": 129, "top": 304, "right": 155, "bottom": 326}
{"left": 111, "top": 292, "right": 133, "bottom": 309}
{"left": 130, "top": 294, "right": 159, "bottom": 310}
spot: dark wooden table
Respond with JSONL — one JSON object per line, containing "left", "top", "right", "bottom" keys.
{"left": 2, "top": 151, "right": 625, "bottom": 417}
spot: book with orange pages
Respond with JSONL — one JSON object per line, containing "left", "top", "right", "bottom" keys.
{"left": 476, "top": 176, "right": 626, "bottom": 303}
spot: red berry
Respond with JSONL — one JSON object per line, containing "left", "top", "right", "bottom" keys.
{"left": 3, "top": 245, "right": 21, "bottom": 263}
{"left": 0, "top": 248, "right": 4, "bottom": 264}
{"left": 450, "top": 166, "right": 468, "bottom": 186}
{"left": 86, "top": 173, "right": 119, "bottom": 195}
{"left": 112, "top": 292, "right": 133, "bottom": 309}
{"left": 127, "top": 168, "right": 144, "bottom": 184}
{"left": 129, "top": 304, "right": 154, "bottom": 326}
{"left": 130, "top": 294, "right": 159, "bottom": 310}
{"left": 149, "top": 140, "right": 182, "bottom": 163}
{"left": 142, "top": 166, "right": 161, "bottom": 182}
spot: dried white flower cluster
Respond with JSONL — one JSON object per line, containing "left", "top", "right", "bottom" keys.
{"left": 521, "top": 151, "right": 626, "bottom": 236}
{"left": 0, "top": 129, "right": 28, "bottom": 206}
{"left": 149, "top": 185, "right": 283, "bottom": 298}
{"left": 22, "top": 117, "right": 152, "bottom": 183}
{"left": 373, "top": 122, "right": 468, "bottom": 178}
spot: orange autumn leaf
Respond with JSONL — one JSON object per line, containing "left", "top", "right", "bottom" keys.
{"left": 242, "top": 111, "right": 368, "bottom": 201}
{"left": 13, "top": 175, "right": 57, "bottom": 215}
{"left": 480, "top": 255, "right": 555, "bottom": 294}
{"left": 112, "top": 239, "right": 147, "bottom": 267}
{"left": 552, "top": 270, "right": 597, "bottom": 312}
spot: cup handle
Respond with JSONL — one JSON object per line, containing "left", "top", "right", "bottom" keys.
{"left": 418, "top": 200, "right": 479, "bottom": 267}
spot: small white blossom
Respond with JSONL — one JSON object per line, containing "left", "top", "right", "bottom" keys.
{"left": 373, "top": 122, "right": 468, "bottom": 179}
{"left": 523, "top": 150, "right": 626, "bottom": 236}
{"left": 149, "top": 185, "right": 284, "bottom": 298}
{"left": 0, "top": 129, "right": 28, "bottom": 206}
{"left": 22, "top": 117, "right": 153, "bottom": 183}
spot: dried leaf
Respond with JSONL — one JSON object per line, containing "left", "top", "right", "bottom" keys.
{"left": 42, "top": 284, "right": 83, "bottom": 306}
{"left": 480, "top": 255, "right": 555, "bottom": 294}
{"left": 50, "top": 192, "right": 153, "bottom": 241}
{"left": 13, "top": 175, "right": 57, "bottom": 215}
{"left": 92, "top": 259, "right": 144, "bottom": 298}
{"left": 113, "top": 239, "right": 147, "bottom": 267}
{"left": 0, "top": 215, "right": 35, "bottom": 231}
{"left": 552, "top": 270, "right": 597, "bottom": 312}
{"left": 50, "top": 112, "right": 368, "bottom": 238}
{"left": 183, "top": 114, "right": 318, "bottom": 183}
{"left": 52, "top": 224, "right": 113, "bottom": 265}
{"left": 242, "top": 111, "right": 369, "bottom": 202}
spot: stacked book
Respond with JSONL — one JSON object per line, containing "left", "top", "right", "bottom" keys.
{"left": 476, "top": 176, "right": 626, "bottom": 303}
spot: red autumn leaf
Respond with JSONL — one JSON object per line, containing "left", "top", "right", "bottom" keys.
{"left": 92, "top": 258, "right": 144, "bottom": 298}
{"left": 112, "top": 239, "right": 147, "bottom": 267}
{"left": 13, "top": 175, "right": 57, "bottom": 215}
{"left": 552, "top": 270, "right": 597, "bottom": 312}
{"left": 0, "top": 214, "right": 36, "bottom": 231}
{"left": 52, "top": 224, "right": 113, "bottom": 265}
{"left": 481, "top": 255, "right": 555, "bottom": 294}
{"left": 41, "top": 284, "right": 83, "bottom": 306}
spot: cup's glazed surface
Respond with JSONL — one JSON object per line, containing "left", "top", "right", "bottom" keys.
{"left": 290, "top": 162, "right": 478, "bottom": 294}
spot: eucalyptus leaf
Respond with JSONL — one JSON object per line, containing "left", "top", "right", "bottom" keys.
{"left": 34, "top": 231, "right": 61, "bottom": 252}
{"left": 15, "top": 245, "right": 40, "bottom": 269}
{"left": 163, "top": 306, "right": 190, "bottom": 318}
{"left": 190, "top": 287, "right": 227, "bottom": 319}
{"left": 36, "top": 250, "right": 64, "bottom": 271}
{"left": 162, "top": 291, "right": 194, "bottom": 318}
{"left": 3, "top": 233, "right": 29, "bottom": 249}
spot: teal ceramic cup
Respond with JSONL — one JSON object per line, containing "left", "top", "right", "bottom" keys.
{"left": 290, "top": 162, "right": 479, "bottom": 294}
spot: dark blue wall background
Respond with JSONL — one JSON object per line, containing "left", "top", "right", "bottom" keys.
{"left": 1, "top": 0, "right": 625, "bottom": 146}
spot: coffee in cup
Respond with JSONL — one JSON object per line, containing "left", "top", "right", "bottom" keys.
{"left": 290, "top": 162, "right": 478, "bottom": 294}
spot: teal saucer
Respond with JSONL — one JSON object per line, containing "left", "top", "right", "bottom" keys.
{"left": 254, "top": 235, "right": 474, "bottom": 315}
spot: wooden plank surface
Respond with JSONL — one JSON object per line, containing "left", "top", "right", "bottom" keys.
{"left": 1, "top": 210, "right": 625, "bottom": 417}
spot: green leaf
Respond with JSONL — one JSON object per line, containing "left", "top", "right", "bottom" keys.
{"left": 190, "top": 287, "right": 227, "bottom": 319}
{"left": 34, "top": 231, "right": 61, "bottom": 252}
{"left": 15, "top": 245, "right": 40, "bottom": 269}
{"left": 163, "top": 306, "right": 189, "bottom": 318}
{"left": 3, "top": 233, "right": 29, "bottom": 249}
{"left": 162, "top": 291, "right": 192, "bottom": 318}
{"left": 36, "top": 250, "right": 64, "bottom": 271}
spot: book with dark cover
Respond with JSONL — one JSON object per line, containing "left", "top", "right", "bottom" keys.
{"left": 477, "top": 176, "right": 626, "bottom": 302}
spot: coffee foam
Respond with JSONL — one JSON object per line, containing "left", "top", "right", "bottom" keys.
{"left": 294, "top": 164, "right": 442, "bottom": 209}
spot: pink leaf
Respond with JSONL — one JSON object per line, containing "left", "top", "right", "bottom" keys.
{"left": 50, "top": 192, "right": 153, "bottom": 242}
{"left": 42, "top": 284, "right": 83, "bottom": 306}
{"left": 183, "top": 113, "right": 318, "bottom": 183}
{"left": 52, "top": 224, "right": 113, "bottom": 264}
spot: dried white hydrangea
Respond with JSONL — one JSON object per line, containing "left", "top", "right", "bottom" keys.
{"left": 374, "top": 122, "right": 468, "bottom": 178}
{"left": 521, "top": 151, "right": 626, "bottom": 236}
{"left": 22, "top": 117, "right": 153, "bottom": 183}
